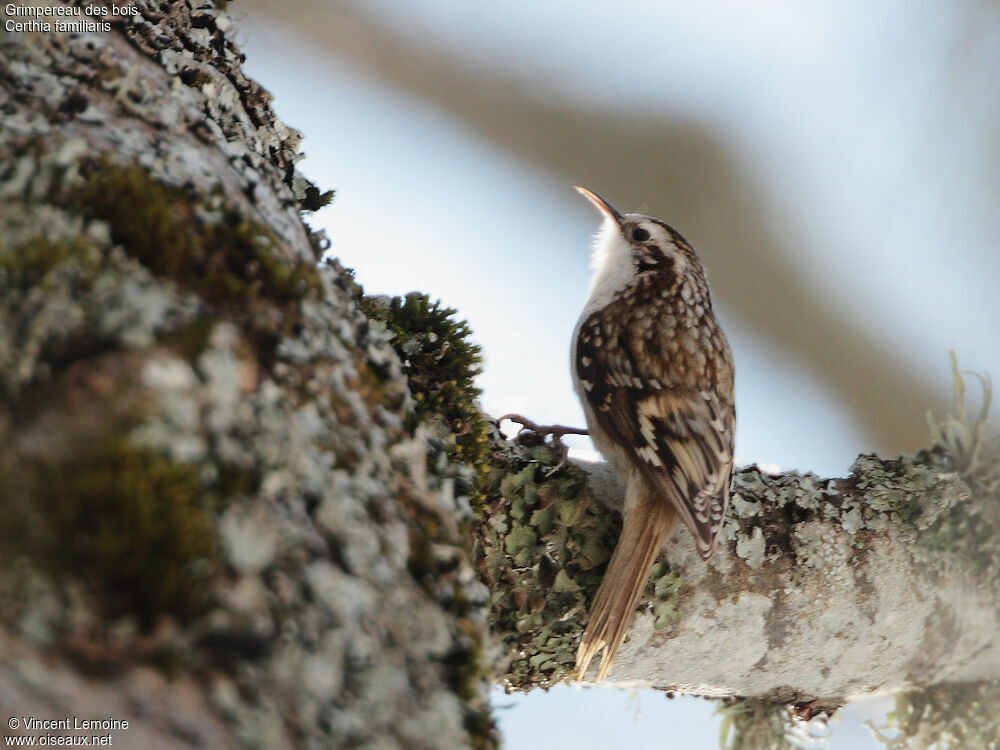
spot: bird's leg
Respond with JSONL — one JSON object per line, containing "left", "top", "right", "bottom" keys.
{"left": 498, "top": 414, "right": 589, "bottom": 475}
{"left": 498, "top": 414, "right": 589, "bottom": 448}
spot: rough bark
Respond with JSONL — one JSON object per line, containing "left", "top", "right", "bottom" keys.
{"left": 481, "top": 429, "right": 1000, "bottom": 712}
{"left": 0, "top": 3, "right": 493, "bottom": 749}
{"left": 3, "top": 3, "right": 999, "bottom": 750}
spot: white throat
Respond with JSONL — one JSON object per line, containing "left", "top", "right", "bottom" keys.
{"left": 583, "top": 218, "right": 632, "bottom": 314}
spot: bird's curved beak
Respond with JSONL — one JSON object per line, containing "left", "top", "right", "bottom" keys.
{"left": 574, "top": 186, "right": 623, "bottom": 228}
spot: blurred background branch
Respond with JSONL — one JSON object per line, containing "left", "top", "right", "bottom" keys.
{"left": 241, "top": 0, "right": 974, "bottom": 455}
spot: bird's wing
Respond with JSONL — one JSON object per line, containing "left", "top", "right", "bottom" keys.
{"left": 576, "top": 311, "right": 734, "bottom": 558}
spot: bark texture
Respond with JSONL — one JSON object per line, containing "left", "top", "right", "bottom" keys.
{"left": 481, "top": 431, "right": 1000, "bottom": 711}
{"left": 0, "top": 3, "right": 493, "bottom": 749}
{"left": 2, "top": 4, "right": 998, "bottom": 750}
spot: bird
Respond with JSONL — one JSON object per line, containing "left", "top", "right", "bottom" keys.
{"left": 571, "top": 186, "right": 735, "bottom": 682}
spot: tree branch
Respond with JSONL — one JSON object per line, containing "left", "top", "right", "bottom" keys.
{"left": 481, "top": 427, "right": 1000, "bottom": 710}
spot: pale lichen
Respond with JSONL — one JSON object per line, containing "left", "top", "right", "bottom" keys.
{"left": 868, "top": 680, "right": 1000, "bottom": 750}
{"left": 485, "top": 394, "right": 999, "bottom": 750}
{"left": 716, "top": 698, "right": 795, "bottom": 750}
{"left": 476, "top": 426, "right": 690, "bottom": 690}
{"left": 476, "top": 429, "right": 620, "bottom": 689}
{"left": 0, "top": 4, "right": 497, "bottom": 746}
{"left": 735, "top": 526, "right": 766, "bottom": 569}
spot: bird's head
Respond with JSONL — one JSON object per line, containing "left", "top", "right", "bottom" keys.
{"left": 575, "top": 186, "right": 694, "bottom": 303}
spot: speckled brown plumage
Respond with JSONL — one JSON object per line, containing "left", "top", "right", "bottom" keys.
{"left": 571, "top": 189, "right": 735, "bottom": 682}
{"left": 575, "top": 228, "right": 734, "bottom": 554}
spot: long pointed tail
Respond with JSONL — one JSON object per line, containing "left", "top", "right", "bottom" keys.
{"left": 576, "top": 499, "right": 677, "bottom": 682}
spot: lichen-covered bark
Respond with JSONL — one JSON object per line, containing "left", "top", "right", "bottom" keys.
{"left": 0, "top": 3, "right": 493, "bottom": 749}
{"left": 4, "top": 4, "right": 997, "bottom": 748}
{"left": 483, "top": 430, "right": 1000, "bottom": 709}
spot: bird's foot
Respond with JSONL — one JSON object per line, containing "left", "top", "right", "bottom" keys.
{"left": 497, "top": 414, "right": 588, "bottom": 475}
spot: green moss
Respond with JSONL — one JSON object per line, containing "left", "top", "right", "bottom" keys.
{"left": 211, "top": 461, "right": 261, "bottom": 504}
{"left": 360, "top": 292, "right": 490, "bottom": 505}
{"left": 478, "top": 440, "right": 623, "bottom": 689}
{"left": 56, "top": 160, "right": 319, "bottom": 358}
{"left": 0, "top": 432, "right": 218, "bottom": 626}
{"left": 177, "top": 66, "right": 213, "bottom": 89}
{"left": 291, "top": 172, "right": 335, "bottom": 213}
{"left": 69, "top": 162, "right": 318, "bottom": 303}
{"left": 170, "top": 319, "right": 215, "bottom": 362}
{"left": 0, "top": 234, "right": 100, "bottom": 291}
{"left": 361, "top": 293, "right": 483, "bottom": 430}
{"left": 463, "top": 704, "right": 499, "bottom": 750}
{"left": 868, "top": 681, "right": 1000, "bottom": 750}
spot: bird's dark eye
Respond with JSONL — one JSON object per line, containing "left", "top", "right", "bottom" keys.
{"left": 631, "top": 227, "right": 650, "bottom": 242}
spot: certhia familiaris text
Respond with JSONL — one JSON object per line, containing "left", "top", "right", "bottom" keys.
{"left": 572, "top": 187, "right": 735, "bottom": 682}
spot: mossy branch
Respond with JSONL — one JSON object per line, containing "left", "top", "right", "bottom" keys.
{"left": 368, "top": 289, "right": 1000, "bottom": 748}
{"left": 470, "top": 354, "right": 998, "bottom": 748}
{"left": 4, "top": 3, "right": 997, "bottom": 746}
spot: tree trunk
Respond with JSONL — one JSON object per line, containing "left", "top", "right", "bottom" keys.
{"left": 0, "top": 3, "right": 494, "bottom": 749}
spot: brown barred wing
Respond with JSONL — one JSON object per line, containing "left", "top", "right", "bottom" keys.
{"left": 575, "top": 312, "right": 734, "bottom": 558}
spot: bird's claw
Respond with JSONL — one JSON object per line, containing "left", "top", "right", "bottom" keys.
{"left": 497, "top": 414, "right": 589, "bottom": 476}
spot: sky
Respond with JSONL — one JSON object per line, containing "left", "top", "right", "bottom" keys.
{"left": 236, "top": 1, "right": 999, "bottom": 746}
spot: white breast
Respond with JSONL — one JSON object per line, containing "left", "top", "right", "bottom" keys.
{"left": 571, "top": 218, "right": 632, "bottom": 402}
{"left": 582, "top": 218, "right": 633, "bottom": 316}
